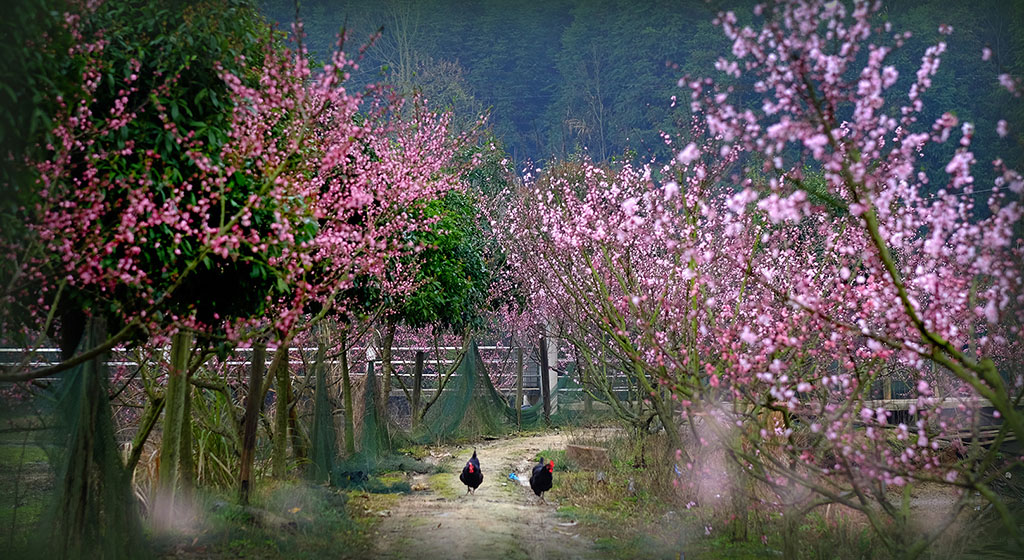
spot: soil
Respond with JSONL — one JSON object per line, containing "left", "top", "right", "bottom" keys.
{"left": 371, "top": 432, "right": 602, "bottom": 560}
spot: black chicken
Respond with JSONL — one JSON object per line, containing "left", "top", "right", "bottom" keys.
{"left": 460, "top": 449, "right": 483, "bottom": 494}
{"left": 529, "top": 457, "right": 554, "bottom": 501}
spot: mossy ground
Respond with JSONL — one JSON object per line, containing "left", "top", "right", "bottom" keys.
{"left": 0, "top": 421, "right": 55, "bottom": 550}
{"left": 148, "top": 481, "right": 374, "bottom": 559}
{"left": 1, "top": 423, "right": 994, "bottom": 559}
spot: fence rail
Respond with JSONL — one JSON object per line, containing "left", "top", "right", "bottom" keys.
{"left": 0, "top": 345, "right": 555, "bottom": 390}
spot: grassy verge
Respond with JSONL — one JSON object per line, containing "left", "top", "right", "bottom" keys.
{"left": 538, "top": 431, "right": 780, "bottom": 560}
{"left": 541, "top": 429, "right": 974, "bottom": 559}
{"left": 0, "top": 424, "right": 56, "bottom": 551}
{"left": 532, "top": 447, "right": 577, "bottom": 471}
{"left": 150, "top": 481, "right": 374, "bottom": 559}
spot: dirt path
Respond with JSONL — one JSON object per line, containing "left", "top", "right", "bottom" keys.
{"left": 372, "top": 432, "right": 601, "bottom": 560}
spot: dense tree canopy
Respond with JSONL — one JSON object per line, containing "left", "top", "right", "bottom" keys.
{"left": 0, "top": 0, "right": 284, "bottom": 357}
{"left": 260, "top": 0, "right": 1023, "bottom": 171}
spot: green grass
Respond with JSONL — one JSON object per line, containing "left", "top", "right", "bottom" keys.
{"left": 555, "top": 504, "right": 603, "bottom": 525}
{"left": 0, "top": 437, "right": 55, "bottom": 549}
{"left": 533, "top": 448, "right": 578, "bottom": 472}
{"left": 396, "top": 444, "right": 434, "bottom": 460}
{"left": 151, "top": 481, "right": 373, "bottom": 559}
{"left": 692, "top": 534, "right": 781, "bottom": 559}
{"left": 377, "top": 471, "right": 407, "bottom": 485}
{"left": 344, "top": 490, "right": 401, "bottom": 518}
{"left": 0, "top": 443, "right": 50, "bottom": 465}
{"left": 593, "top": 534, "right": 673, "bottom": 559}
{"left": 541, "top": 431, "right": 794, "bottom": 559}
{"left": 428, "top": 472, "right": 458, "bottom": 499}
{"left": 0, "top": 498, "right": 46, "bottom": 549}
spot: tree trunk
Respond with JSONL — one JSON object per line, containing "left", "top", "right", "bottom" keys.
{"left": 310, "top": 326, "right": 336, "bottom": 482}
{"left": 539, "top": 336, "right": 551, "bottom": 426}
{"left": 239, "top": 341, "right": 266, "bottom": 505}
{"left": 272, "top": 345, "right": 290, "bottom": 479}
{"left": 378, "top": 321, "right": 397, "bottom": 422}
{"left": 516, "top": 348, "right": 524, "bottom": 429}
{"left": 782, "top": 508, "right": 800, "bottom": 560}
{"left": 288, "top": 382, "right": 306, "bottom": 463}
{"left": 581, "top": 351, "right": 593, "bottom": 415}
{"left": 411, "top": 350, "right": 424, "bottom": 429}
{"left": 179, "top": 372, "right": 194, "bottom": 491}
{"left": 156, "top": 331, "right": 192, "bottom": 524}
{"left": 47, "top": 316, "right": 140, "bottom": 559}
{"left": 362, "top": 360, "right": 393, "bottom": 454}
{"left": 340, "top": 331, "right": 355, "bottom": 455}
{"left": 727, "top": 442, "right": 750, "bottom": 542}
{"left": 651, "top": 389, "right": 685, "bottom": 464}
{"left": 125, "top": 396, "right": 164, "bottom": 477}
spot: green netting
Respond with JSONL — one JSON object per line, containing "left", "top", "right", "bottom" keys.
{"left": 326, "top": 340, "right": 610, "bottom": 488}
{"left": 307, "top": 342, "right": 336, "bottom": 484}
{"left": 33, "top": 318, "right": 144, "bottom": 559}
{"left": 357, "top": 361, "right": 394, "bottom": 456}
{"left": 409, "top": 340, "right": 516, "bottom": 444}
{"left": 516, "top": 372, "right": 614, "bottom": 428}
{"left": 331, "top": 361, "right": 426, "bottom": 492}
{"left": 406, "top": 341, "right": 612, "bottom": 444}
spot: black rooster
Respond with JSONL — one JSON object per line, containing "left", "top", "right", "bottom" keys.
{"left": 529, "top": 457, "right": 554, "bottom": 501}
{"left": 460, "top": 449, "right": 483, "bottom": 494}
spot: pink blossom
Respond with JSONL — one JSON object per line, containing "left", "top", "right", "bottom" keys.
{"left": 999, "top": 73, "right": 1017, "bottom": 94}
{"left": 622, "top": 197, "right": 639, "bottom": 215}
{"left": 740, "top": 326, "right": 757, "bottom": 344}
{"left": 676, "top": 142, "right": 701, "bottom": 165}
{"left": 663, "top": 181, "right": 680, "bottom": 201}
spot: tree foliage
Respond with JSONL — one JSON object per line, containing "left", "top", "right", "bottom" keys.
{"left": 259, "top": 0, "right": 1024, "bottom": 168}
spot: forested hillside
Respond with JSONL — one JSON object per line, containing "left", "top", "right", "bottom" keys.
{"left": 261, "top": 0, "right": 1024, "bottom": 171}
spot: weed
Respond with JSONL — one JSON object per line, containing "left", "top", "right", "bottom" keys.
{"left": 377, "top": 471, "right": 407, "bottom": 485}
{"left": 150, "top": 481, "right": 373, "bottom": 559}
{"left": 533, "top": 448, "right": 578, "bottom": 471}
{"left": 555, "top": 505, "right": 602, "bottom": 525}
{"left": 396, "top": 444, "right": 432, "bottom": 460}
{"left": 428, "top": 473, "right": 458, "bottom": 499}
{"left": 345, "top": 491, "right": 401, "bottom": 519}
{"left": 0, "top": 432, "right": 54, "bottom": 550}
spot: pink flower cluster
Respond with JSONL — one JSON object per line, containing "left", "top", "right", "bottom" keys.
{"left": 5, "top": 12, "right": 473, "bottom": 372}
{"left": 496, "top": 0, "right": 1023, "bottom": 539}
